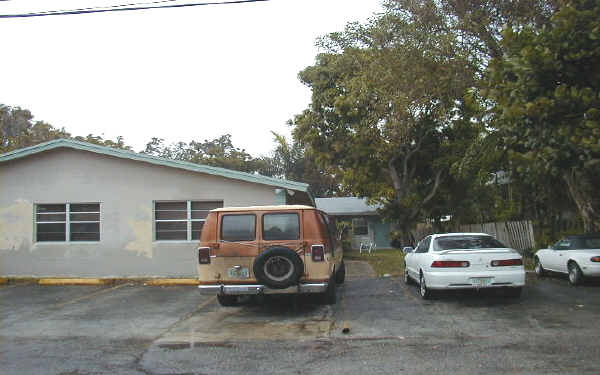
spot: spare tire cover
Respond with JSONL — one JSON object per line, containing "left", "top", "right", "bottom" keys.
{"left": 253, "top": 246, "right": 304, "bottom": 289}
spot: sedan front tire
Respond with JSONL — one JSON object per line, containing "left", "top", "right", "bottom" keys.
{"left": 568, "top": 262, "right": 584, "bottom": 286}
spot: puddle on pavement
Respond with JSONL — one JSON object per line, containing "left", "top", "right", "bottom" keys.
{"left": 156, "top": 297, "right": 334, "bottom": 346}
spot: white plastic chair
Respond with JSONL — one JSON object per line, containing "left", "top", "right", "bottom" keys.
{"left": 359, "top": 241, "right": 377, "bottom": 255}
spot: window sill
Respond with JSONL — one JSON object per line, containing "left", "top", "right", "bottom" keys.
{"left": 34, "top": 241, "right": 101, "bottom": 245}
{"left": 153, "top": 240, "right": 198, "bottom": 244}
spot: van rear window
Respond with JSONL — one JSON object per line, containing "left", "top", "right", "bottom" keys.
{"left": 221, "top": 214, "right": 256, "bottom": 241}
{"left": 263, "top": 213, "right": 300, "bottom": 241}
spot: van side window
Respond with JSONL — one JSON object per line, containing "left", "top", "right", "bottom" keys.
{"left": 221, "top": 214, "right": 256, "bottom": 241}
{"left": 263, "top": 213, "right": 300, "bottom": 241}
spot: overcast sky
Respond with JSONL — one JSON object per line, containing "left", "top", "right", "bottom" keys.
{"left": 0, "top": 0, "right": 382, "bottom": 156}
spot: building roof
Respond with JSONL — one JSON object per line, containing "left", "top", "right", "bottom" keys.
{"left": 315, "top": 197, "right": 381, "bottom": 216}
{"left": 0, "top": 138, "right": 310, "bottom": 193}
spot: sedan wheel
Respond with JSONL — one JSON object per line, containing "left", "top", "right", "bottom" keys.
{"left": 419, "top": 273, "right": 433, "bottom": 300}
{"left": 568, "top": 262, "right": 583, "bottom": 286}
{"left": 534, "top": 258, "right": 545, "bottom": 277}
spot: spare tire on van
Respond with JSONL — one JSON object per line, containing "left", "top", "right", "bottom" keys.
{"left": 253, "top": 246, "right": 304, "bottom": 289}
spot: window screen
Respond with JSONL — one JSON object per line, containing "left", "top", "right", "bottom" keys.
{"left": 154, "top": 201, "right": 222, "bottom": 241}
{"left": 263, "top": 213, "right": 300, "bottom": 241}
{"left": 221, "top": 214, "right": 256, "bottom": 242}
{"left": 70, "top": 203, "right": 100, "bottom": 241}
{"left": 36, "top": 203, "right": 100, "bottom": 242}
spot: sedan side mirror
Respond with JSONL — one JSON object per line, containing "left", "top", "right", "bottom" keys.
{"left": 403, "top": 246, "right": 414, "bottom": 254}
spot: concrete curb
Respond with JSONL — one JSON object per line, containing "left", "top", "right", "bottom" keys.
{"left": 0, "top": 277, "right": 201, "bottom": 286}
{"left": 38, "top": 278, "right": 118, "bottom": 285}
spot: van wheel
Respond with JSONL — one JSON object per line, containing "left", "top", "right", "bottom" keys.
{"left": 335, "top": 261, "right": 346, "bottom": 284}
{"left": 217, "top": 294, "right": 238, "bottom": 307}
{"left": 321, "top": 274, "right": 336, "bottom": 305}
{"left": 253, "top": 246, "right": 304, "bottom": 289}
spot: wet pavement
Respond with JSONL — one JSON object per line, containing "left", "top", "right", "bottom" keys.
{"left": 1, "top": 265, "right": 600, "bottom": 375}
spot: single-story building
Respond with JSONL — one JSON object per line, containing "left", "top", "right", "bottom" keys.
{"left": 0, "top": 139, "right": 312, "bottom": 278}
{"left": 315, "top": 197, "right": 394, "bottom": 250}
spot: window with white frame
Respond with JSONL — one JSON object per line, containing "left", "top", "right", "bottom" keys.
{"left": 154, "top": 201, "right": 223, "bottom": 241}
{"left": 36, "top": 203, "right": 101, "bottom": 242}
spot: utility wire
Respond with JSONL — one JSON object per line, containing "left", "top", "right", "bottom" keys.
{"left": 28, "top": 0, "right": 184, "bottom": 16}
{"left": 0, "top": 0, "right": 269, "bottom": 18}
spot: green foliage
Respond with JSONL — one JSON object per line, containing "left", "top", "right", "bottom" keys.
{"left": 292, "top": 3, "right": 482, "bottom": 236}
{"left": 487, "top": 0, "right": 600, "bottom": 231}
{"left": 0, "top": 104, "right": 130, "bottom": 153}
{"left": 269, "top": 132, "right": 341, "bottom": 197}
{"left": 141, "top": 135, "right": 271, "bottom": 175}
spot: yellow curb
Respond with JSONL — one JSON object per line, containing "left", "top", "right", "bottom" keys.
{"left": 144, "top": 278, "right": 200, "bottom": 286}
{"left": 38, "top": 278, "right": 116, "bottom": 285}
{"left": 0, "top": 278, "right": 8, "bottom": 285}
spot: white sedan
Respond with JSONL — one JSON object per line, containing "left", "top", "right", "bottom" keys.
{"left": 404, "top": 233, "right": 526, "bottom": 299}
{"left": 534, "top": 234, "right": 600, "bottom": 285}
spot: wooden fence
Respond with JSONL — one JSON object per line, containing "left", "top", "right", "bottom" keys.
{"left": 457, "top": 221, "right": 535, "bottom": 252}
{"left": 411, "top": 220, "right": 536, "bottom": 252}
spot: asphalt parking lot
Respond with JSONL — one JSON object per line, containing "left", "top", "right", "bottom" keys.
{"left": 1, "top": 264, "right": 600, "bottom": 375}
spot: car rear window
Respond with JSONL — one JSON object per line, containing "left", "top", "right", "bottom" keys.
{"left": 433, "top": 235, "right": 507, "bottom": 251}
{"left": 221, "top": 214, "right": 256, "bottom": 241}
{"left": 262, "top": 213, "right": 300, "bottom": 241}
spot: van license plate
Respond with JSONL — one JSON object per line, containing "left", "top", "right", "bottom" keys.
{"left": 228, "top": 267, "right": 249, "bottom": 279}
{"left": 470, "top": 277, "right": 492, "bottom": 287}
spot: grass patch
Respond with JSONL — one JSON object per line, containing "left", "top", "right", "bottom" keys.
{"left": 344, "top": 249, "right": 405, "bottom": 277}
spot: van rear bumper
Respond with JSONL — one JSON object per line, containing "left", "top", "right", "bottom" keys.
{"left": 198, "top": 282, "right": 328, "bottom": 295}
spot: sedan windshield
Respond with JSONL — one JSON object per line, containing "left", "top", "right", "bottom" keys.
{"left": 433, "top": 235, "right": 507, "bottom": 251}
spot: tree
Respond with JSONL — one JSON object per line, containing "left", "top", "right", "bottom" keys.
{"left": 270, "top": 132, "right": 341, "bottom": 197}
{"left": 1, "top": 105, "right": 70, "bottom": 153}
{"left": 141, "top": 134, "right": 271, "bottom": 175}
{"left": 292, "top": 5, "right": 481, "bottom": 241}
{"left": 1, "top": 104, "right": 132, "bottom": 153}
{"left": 487, "top": 0, "right": 600, "bottom": 232}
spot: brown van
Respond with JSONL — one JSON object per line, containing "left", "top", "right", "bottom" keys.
{"left": 196, "top": 205, "right": 345, "bottom": 306}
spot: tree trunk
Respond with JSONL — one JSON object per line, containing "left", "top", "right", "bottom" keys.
{"left": 563, "top": 170, "right": 600, "bottom": 233}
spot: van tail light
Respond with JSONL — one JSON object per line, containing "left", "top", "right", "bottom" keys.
{"left": 198, "top": 247, "right": 211, "bottom": 264}
{"left": 491, "top": 259, "right": 523, "bottom": 267}
{"left": 431, "top": 260, "right": 470, "bottom": 268}
{"left": 591, "top": 256, "right": 600, "bottom": 262}
{"left": 312, "top": 245, "right": 325, "bottom": 262}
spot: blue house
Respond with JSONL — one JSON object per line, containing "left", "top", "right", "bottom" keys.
{"left": 315, "top": 197, "right": 394, "bottom": 250}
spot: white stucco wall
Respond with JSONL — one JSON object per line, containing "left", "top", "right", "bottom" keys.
{"left": 0, "top": 148, "right": 283, "bottom": 277}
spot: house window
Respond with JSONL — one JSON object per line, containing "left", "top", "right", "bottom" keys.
{"left": 352, "top": 217, "right": 368, "bottom": 236}
{"left": 36, "top": 203, "right": 100, "bottom": 242}
{"left": 154, "top": 200, "right": 223, "bottom": 241}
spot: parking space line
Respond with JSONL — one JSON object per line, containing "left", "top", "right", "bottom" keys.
{"left": 53, "top": 282, "right": 132, "bottom": 308}
{"left": 0, "top": 282, "right": 33, "bottom": 289}
{"left": 196, "top": 296, "right": 217, "bottom": 311}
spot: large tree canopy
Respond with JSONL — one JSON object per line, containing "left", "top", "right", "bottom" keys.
{"left": 487, "top": 0, "right": 600, "bottom": 231}
{"left": 292, "top": 3, "right": 482, "bottom": 239}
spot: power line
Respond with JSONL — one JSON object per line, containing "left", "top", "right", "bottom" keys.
{"left": 30, "top": 0, "right": 184, "bottom": 16}
{"left": 0, "top": 0, "right": 270, "bottom": 19}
